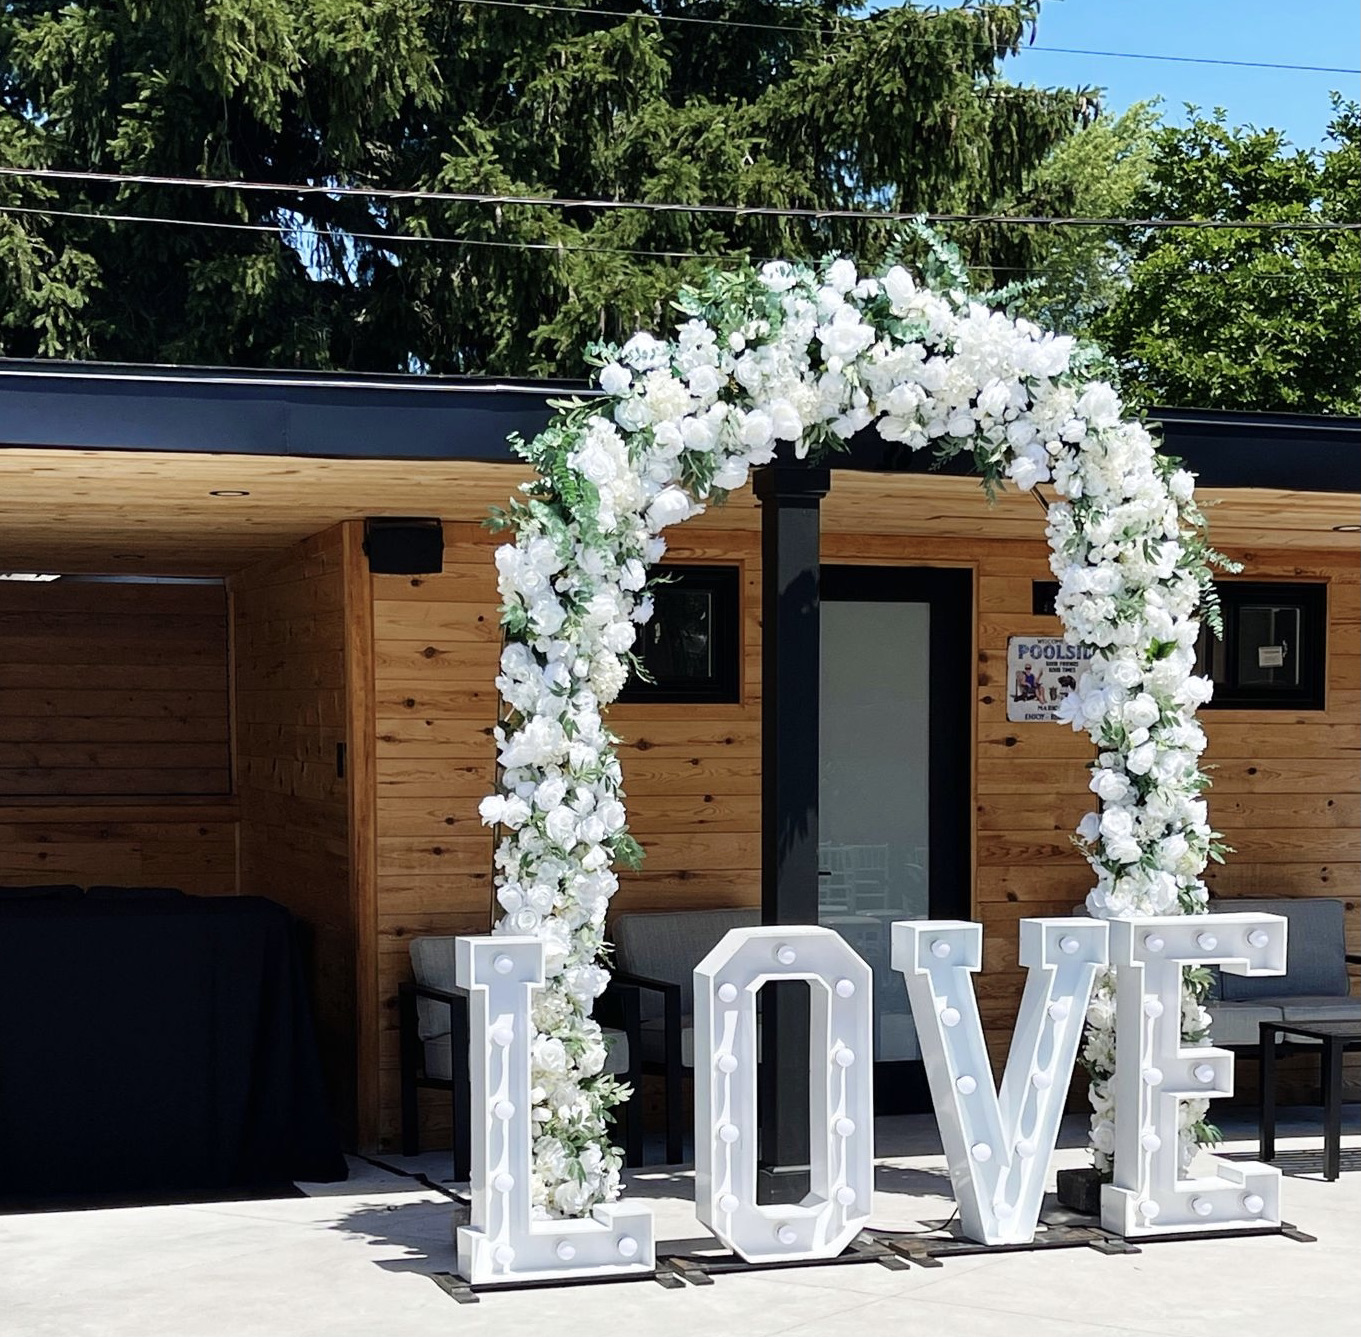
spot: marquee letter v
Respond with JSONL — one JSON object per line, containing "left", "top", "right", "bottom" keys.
{"left": 892, "top": 918, "right": 1109, "bottom": 1245}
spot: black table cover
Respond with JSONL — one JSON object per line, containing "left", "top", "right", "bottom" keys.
{"left": 0, "top": 895, "right": 347, "bottom": 1202}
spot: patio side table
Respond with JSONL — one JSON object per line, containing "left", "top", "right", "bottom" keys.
{"left": 1258, "top": 1019, "right": 1361, "bottom": 1181}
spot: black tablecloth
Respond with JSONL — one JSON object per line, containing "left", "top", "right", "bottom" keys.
{"left": 0, "top": 895, "right": 347, "bottom": 1202}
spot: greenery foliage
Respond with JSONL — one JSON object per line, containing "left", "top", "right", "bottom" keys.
{"left": 0, "top": 0, "right": 1093, "bottom": 373}
{"left": 1089, "top": 100, "right": 1361, "bottom": 415}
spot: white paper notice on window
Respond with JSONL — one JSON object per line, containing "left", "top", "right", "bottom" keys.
{"left": 1257, "top": 645, "right": 1286, "bottom": 668}
{"left": 1005, "top": 637, "right": 1095, "bottom": 723}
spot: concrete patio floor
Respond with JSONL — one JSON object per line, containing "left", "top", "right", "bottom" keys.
{"left": 3, "top": 1109, "right": 1356, "bottom": 1337}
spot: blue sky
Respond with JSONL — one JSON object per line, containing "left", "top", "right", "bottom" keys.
{"left": 878, "top": 1, "right": 1361, "bottom": 149}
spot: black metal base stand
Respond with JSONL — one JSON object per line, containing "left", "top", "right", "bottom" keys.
{"left": 430, "top": 1268, "right": 682, "bottom": 1304}
{"left": 659, "top": 1231, "right": 911, "bottom": 1284}
{"left": 428, "top": 1218, "right": 1317, "bottom": 1302}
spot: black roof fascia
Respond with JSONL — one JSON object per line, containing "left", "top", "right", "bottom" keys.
{"left": 0, "top": 359, "right": 586, "bottom": 463}
{"left": 1, "top": 360, "right": 1358, "bottom": 493}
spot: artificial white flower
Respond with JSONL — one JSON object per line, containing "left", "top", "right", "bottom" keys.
{"left": 483, "top": 248, "right": 1221, "bottom": 1214}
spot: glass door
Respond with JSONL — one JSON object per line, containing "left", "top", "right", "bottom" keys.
{"left": 819, "top": 565, "right": 972, "bottom": 1112}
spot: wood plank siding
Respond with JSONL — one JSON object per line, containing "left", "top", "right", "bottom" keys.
{"left": 0, "top": 449, "right": 1350, "bottom": 1150}
{"left": 230, "top": 524, "right": 367, "bottom": 1146}
{"left": 0, "top": 577, "right": 231, "bottom": 797}
{"left": 0, "top": 577, "right": 238, "bottom": 898}
{"left": 368, "top": 477, "right": 1359, "bottom": 1150}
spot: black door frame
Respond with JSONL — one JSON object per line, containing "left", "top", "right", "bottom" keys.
{"left": 820, "top": 563, "right": 974, "bottom": 1113}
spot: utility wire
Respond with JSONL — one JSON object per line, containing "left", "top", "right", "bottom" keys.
{"left": 4, "top": 202, "right": 1357, "bottom": 284}
{"left": 453, "top": 0, "right": 1361, "bottom": 74}
{"left": 0, "top": 201, "right": 731, "bottom": 263}
{"left": 3, "top": 166, "right": 1359, "bottom": 232}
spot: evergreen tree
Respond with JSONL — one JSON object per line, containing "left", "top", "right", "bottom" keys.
{"left": 1, "top": 0, "right": 1093, "bottom": 374}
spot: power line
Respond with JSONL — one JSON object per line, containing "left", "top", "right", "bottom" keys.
{"left": 452, "top": 0, "right": 1361, "bottom": 75}
{"left": 4, "top": 201, "right": 1357, "bottom": 284}
{"left": 0, "top": 202, "right": 737, "bottom": 263}
{"left": 3, "top": 166, "right": 1359, "bottom": 231}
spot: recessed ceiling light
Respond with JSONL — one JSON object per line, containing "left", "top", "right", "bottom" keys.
{"left": 1332, "top": 523, "right": 1361, "bottom": 532}
{"left": 209, "top": 489, "right": 251, "bottom": 497}
{"left": 0, "top": 572, "right": 61, "bottom": 582}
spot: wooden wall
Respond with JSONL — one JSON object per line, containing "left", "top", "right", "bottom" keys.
{"left": 0, "top": 576, "right": 237, "bottom": 896}
{"left": 0, "top": 802, "right": 238, "bottom": 894}
{"left": 367, "top": 522, "right": 503, "bottom": 1149}
{"left": 0, "top": 577, "right": 231, "bottom": 797}
{"left": 364, "top": 483, "right": 1359, "bottom": 1149}
{"left": 230, "top": 524, "right": 371, "bottom": 1146}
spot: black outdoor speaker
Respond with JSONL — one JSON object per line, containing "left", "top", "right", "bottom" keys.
{"left": 363, "top": 517, "right": 445, "bottom": 575}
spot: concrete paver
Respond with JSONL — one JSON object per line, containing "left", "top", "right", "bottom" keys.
{"left": 2, "top": 1112, "right": 1355, "bottom": 1337}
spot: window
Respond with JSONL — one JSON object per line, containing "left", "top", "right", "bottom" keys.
{"left": 616, "top": 565, "right": 741, "bottom": 704}
{"left": 1195, "top": 582, "right": 1327, "bottom": 710}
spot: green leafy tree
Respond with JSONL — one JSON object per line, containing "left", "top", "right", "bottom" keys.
{"left": 1003, "top": 100, "right": 1159, "bottom": 334}
{"left": 1092, "top": 101, "right": 1361, "bottom": 414}
{"left": 1, "top": 0, "right": 1094, "bottom": 374}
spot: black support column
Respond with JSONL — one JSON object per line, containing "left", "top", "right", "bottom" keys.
{"left": 753, "top": 446, "right": 830, "bottom": 1203}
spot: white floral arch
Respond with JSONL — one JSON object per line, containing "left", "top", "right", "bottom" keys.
{"left": 480, "top": 239, "right": 1230, "bottom": 1218}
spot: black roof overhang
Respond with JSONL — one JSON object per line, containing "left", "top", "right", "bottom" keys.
{"left": 1, "top": 360, "right": 1357, "bottom": 494}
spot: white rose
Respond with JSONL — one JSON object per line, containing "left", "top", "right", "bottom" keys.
{"left": 1126, "top": 741, "right": 1157, "bottom": 775}
{"left": 824, "top": 257, "right": 858, "bottom": 294}
{"left": 544, "top": 806, "right": 578, "bottom": 849}
{"left": 646, "top": 486, "right": 696, "bottom": 532}
{"left": 713, "top": 457, "right": 749, "bottom": 491}
{"left": 531, "top": 1036, "right": 569, "bottom": 1077}
{"left": 533, "top": 776, "right": 569, "bottom": 811}
{"left": 1122, "top": 693, "right": 1160, "bottom": 730}
{"left": 596, "top": 797, "right": 627, "bottom": 833}
{"left": 1008, "top": 455, "right": 1045, "bottom": 491}
{"left": 1104, "top": 834, "right": 1143, "bottom": 865}
{"left": 613, "top": 396, "right": 652, "bottom": 433}
{"left": 681, "top": 413, "right": 718, "bottom": 453}
{"left": 881, "top": 265, "right": 916, "bottom": 311}
{"left": 759, "top": 260, "right": 798, "bottom": 292}
{"left": 1107, "top": 656, "right": 1142, "bottom": 689}
{"left": 1099, "top": 807, "right": 1134, "bottom": 840}
{"left": 599, "top": 362, "right": 631, "bottom": 396}
{"left": 686, "top": 364, "right": 723, "bottom": 399}
{"left": 620, "top": 331, "right": 669, "bottom": 371}
{"left": 552, "top": 1180, "right": 591, "bottom": 1217}
{"left": 1075, "top": 382, "right": 1122, "bottom": 429}
{"left": 739, "top": 409, "right": 774, "bottom": 449}
{"left": 478, "top": 794, "right": 509, "bottom": 826}
{"left": 769, "top": 398, "right": 803, "bottom": 441}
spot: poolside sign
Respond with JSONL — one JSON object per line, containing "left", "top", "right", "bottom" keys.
{"left": 1006, "top": 636, "right": 1095, "bottom": 723}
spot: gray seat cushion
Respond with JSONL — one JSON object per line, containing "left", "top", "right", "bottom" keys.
{"left": 1278, "top": 996, "right": 1361, "bottom": 1025}
{"left": 612, "top": 907, "right": 761, "bottom": 1021}
{"left": 422, "top": 1026, "right": 630, "bottom": 1082}
{"left": 409, "top": 936, "right": 460, "bottom": 1041}
{"left": 1205, "top": 1001, "right": 1286, "bottom": 1047}
{"left": 1210, "top": 897, "right": 1351, "bottom": 1000}
{"left": 641, "top": 1015, "right": 765, "bottom": 1068}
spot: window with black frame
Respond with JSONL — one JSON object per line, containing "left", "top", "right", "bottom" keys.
{"left": 617, "top": 564, "right": 741, "bottom": 704}
{"left": 1195, "top": 581, "right": 1327, "bottom": 710}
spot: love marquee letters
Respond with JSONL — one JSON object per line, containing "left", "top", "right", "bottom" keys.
{"left": 1102, "top": 914, "right": 1288, "bottom": 1237}
{"left": 452, "top": 913, "right": 1287, "bottom": 1282}
{"left": 893, "top": 917, "right": 1109, "bottom": 1245}
{"left": 693, "top": 925, "right": 875, "bottom": 1262}
{"left": 453, "top": 936, "right": 655, "bottom": 1286}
